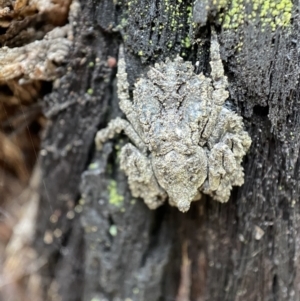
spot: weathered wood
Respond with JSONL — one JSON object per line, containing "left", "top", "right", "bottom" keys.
{"left": 35, "top": 1, "right": 300, "bottom": 300}
{"left": 34, "top": 1, "right": 119, "bottom": 299}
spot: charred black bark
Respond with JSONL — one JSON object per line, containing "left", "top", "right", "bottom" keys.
{"left": 35, "top": 1, "right": 300, "bottom": 301}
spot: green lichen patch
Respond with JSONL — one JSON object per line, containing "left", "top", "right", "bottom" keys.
{"left": 87, "top": 88, "right": 93, "bottom": 95}
{"left": 117, "top": 0, "right": 194, "bottom": 62}
{"left": 88, "top": 162, "right": 99, "bottom": 170}
{"left": 218, "top": 0, "right": 298, "bottom": 142}
{"left": 130, "top": 199, "right": 136, "bottom": 205}
{"left": 109, "top": 225, "right": 118, "bottom": 236}
{"left": 219, "top": 0, "right": 293, "bottom": 32}
{"left": 114, "top": 144, "right": 122, "bottom": 158}
{"left": 108, "top": 180, "right": 124, "bottom": 207}
{"left": 182, "top": 36, "right": 191, "bottom": 48}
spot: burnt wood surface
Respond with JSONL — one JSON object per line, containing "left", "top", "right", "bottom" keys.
{"left": 35, "top": 1, "right": 300, "bottom": 300}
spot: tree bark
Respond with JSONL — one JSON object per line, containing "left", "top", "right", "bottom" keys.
{"left": 35, "top": 1, "right": 300, "bottom": 301}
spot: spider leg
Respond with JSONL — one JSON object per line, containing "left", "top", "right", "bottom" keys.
{"left": 201, "top": 32, "right": 229, "bottom": 141}
{"left": 117, "top": 45, "right": 147, "bottom": 141}
{"left": 120, "top": 143, "right": 167, "bottom": 209}
{"left": 95, "top": 46, "right": 150, "bottom": 153}
{"left": 117, "top": 46, "right": 139, "bottom": 122}
{"left": 203, "top": 108, "right": 251, "bottom": 202}
{"left": 95, "top": 117, "right": 147, "bottom": 154}
{"left": 208, "top": 108, "right": 251, "bottom": 160}
{"left": 210, "top": 30, "right": 228, "bottom": 94}
{"left": 203, "top": 142, "right": 237, "bottom": 202}
{"left": 117, "top": 46, "right": 131, "bottom": 114}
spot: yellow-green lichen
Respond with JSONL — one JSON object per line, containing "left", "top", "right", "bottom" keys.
{"left": 120, "top": 18, "right": 128, "bottom": 28}
{"left": 88, "top": 162, "right": 99, "bottom": 170}
{"left": 219, "top": 0, "right": 293, "bottom": 32}
{"left": 108, "top": 180, "right": 124, "bottom": 207}
{"left": 87, "top": 88, "right": 93, "bottom": 95}
{"left": 182, "top": 36, "right": 191, "bottom": 48}
{"left": 114, "top": 144, "right": 121, "bottom": 158}
{"left": 79, "top": 198, "right": 86, "bottom": 205}
{"left": 109, "top": 225, "right": 118, "bottom": 236}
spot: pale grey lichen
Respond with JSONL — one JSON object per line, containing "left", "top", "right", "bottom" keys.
{"left": 95, "top": 34, "right": 251, "bottom": 213}
{"left": 0, "top": 25, "right": 72, "bottom": 82}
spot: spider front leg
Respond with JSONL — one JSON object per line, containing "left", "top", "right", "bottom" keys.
{"left": 117, "top": 47, "right": 140, "bottom": 122}
{"left": 95, "top": 117, "right": 147, "bottom": 154}
{"left": 201, "top": 32, "right": 229, "bottom": 141}
{"left": 120, "top": 143, "right": 167, "bottom": 209}
{"left": 115, "top": 46, "right": 147, "bottom": 141}
{"left": 117, "top": 46, "right": 133, "bottom": 117}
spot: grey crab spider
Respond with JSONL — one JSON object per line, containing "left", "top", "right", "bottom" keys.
{"left": 95, "top": 34, "right": 251, "bottom": 212}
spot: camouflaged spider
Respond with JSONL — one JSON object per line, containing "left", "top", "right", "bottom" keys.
{"left": 95, "top": 34, "right": 251, "bottom": 212}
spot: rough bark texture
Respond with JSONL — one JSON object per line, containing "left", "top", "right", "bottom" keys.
{"left": 35, "top": 1, "right": 300, "bottom": 301}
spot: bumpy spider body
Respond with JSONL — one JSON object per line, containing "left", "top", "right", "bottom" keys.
{"left": 95, "top": 35, "right": 251, "bottom": 212}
